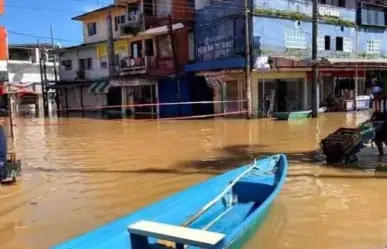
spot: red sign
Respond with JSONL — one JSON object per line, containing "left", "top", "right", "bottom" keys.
{"left": 307, "top": 70, "right": 365, "bottom": 80}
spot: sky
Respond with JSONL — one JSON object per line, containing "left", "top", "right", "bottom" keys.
{"left": 0, "top": 0, "right": 114, "bottom": 47}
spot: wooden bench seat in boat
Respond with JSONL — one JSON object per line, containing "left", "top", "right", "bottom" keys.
{"left": 128, "top": 220, "right": 225, "bottom": 249}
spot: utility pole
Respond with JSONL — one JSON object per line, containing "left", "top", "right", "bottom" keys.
{"left": 50, "top": 26, "right": 60, "bottom": 117}
{"left": 42, "top": 50, "right": 49, "bottom": 118}
{"left": 311, "top": 0, "right": 318, "bottom": 118}
{"left": 354, "top": 24, "right": 359, "bottom": 111}
{"left": 245, "top": 0, "right": 252, "bottom": 119}
{"left": 107, "top": 12, "right": 115, "bottom": 77}
{"left": 38, "top": 41, "right": 48, "bottom": 118}
{"left": 167, "top": 16, "right": 181, "bottom": 116}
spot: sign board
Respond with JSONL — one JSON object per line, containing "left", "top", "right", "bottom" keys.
{"left": 96, "top": 40, "right": 128, "bottom": 58}
{"left": 197, "top": 35, "right": 234, "bottom": 61}
{"left": 253, "top": 56, "right": 271, "bottom": 72}
{"left": 318, "top": 6, "right": 340, "bottom": 18}
{"left": 120, "top": 56, "right": 146, "bottom": 71}
{"left": 110, "top": 78, "right": 156, "bottom": 87}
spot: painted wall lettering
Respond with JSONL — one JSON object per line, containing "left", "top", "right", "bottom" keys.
{"left": 197, "top": 35, "right": 234, "bottom": 61}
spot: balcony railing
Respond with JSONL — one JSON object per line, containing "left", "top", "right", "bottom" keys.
{"left": 119, "top": 56, "right": 146, "bottom": 74}
{"left": 147, "top": 56, "right": 175, "bottom": 75}
{"left": 118, "top": 55, "right": 176, "bottom": 76}
{"left": 119, "top": 17, "right": 143, "bottom": 36}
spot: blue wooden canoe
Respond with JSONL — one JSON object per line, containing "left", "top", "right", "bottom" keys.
{"left": 51, "top": 154, "right": 288, "bottom": 249}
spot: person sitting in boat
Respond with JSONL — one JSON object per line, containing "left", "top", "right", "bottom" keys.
{"left": 0, "top": 117, "right": 7, "bottom": 181}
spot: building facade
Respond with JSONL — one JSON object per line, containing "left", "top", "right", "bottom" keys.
{"left": 186, "top": 0, "right": 247, "bottom": 116}
{"left": 187, "top": 0, "right": 387, "bottom": 117}
{"left": 56, "top": 1, "right": 200, "bottom": 118}
{"left": 6, "top": 44, "right": 58, "bottom": 114}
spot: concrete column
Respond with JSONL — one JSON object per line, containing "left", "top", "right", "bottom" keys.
{"left": 121, "top": 86, "right": 127, "bottom": 118}
{"left": 251, "top": 72, "right": 259, "bottom": 118}
{"left": 213, "top": 83, "right": 222, "bottom": 114}
{"left": 155, "top": 83, "right": 160, "bottom": 118}
{"left": 303, "top": 76, "right": 308, "bottom": 110}
{"left": 128, "top": 87, "right": 135, "bottom": 116}
{"left": 222, "top": 81, "right": 227, "bottom": 113}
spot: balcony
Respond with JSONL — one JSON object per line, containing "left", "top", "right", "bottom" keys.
{"left": 119, "top": 19, "right": 143, "bottom": 37}
{"left": 147, "top": 56, "right": 176, "bottom": 76}
{"left": 118, "top": 56, "right": 147, "bottom": 74}
{"left": 117, "top": 56, "right": 176, "bottom": 76}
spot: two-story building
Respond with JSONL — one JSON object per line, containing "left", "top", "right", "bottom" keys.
{"left": 185, "top": 0, "right": 248, "bottom": 116}
{"left": 6, "top": 43, "right": 58, "bottom": 114}
{"left": 55, "top": 1, "right": 201, "bottom": 118}
{"left": 187, "top": 0, "right": 387, "bottom": 117}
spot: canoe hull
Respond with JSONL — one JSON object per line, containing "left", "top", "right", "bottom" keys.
{"left": 274, "top": 111, "right": 312, "bottom": 120}
{"left": 227, "top": 202, "right": 272, "bottom": 249}
{"left": 51, "top": 155, "right": 288, "bottom": 249}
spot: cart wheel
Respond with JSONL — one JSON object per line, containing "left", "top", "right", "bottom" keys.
{"left": 346, "top": 154, "right": 358, "bottom": 163}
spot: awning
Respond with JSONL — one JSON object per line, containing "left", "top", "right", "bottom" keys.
{"left": 185, "top": 58, "right": 245, "bottom": 72}
{"left": 88, "top": 80, "right": 111, "bottom": 94}
{"left": 144, "top": 23, "right": 184, "bottom": 36}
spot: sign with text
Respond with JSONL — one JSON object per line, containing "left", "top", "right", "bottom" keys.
{"left": 318, "top": 6, "right": 340, "bottom": 18}
{"left": 197, "top": 35, "right": 234, "bottom": 61}
{"left": 96, "top": 40, "right": 128, "bottom": 58}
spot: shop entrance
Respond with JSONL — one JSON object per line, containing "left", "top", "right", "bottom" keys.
{"left": 132, "top": 84, "right": 157, "bottom": 117}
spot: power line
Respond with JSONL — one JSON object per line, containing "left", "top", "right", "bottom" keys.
{"left": 7, "top": 30, "right": 82, "bottom": 43}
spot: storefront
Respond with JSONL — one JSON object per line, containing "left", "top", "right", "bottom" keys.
{"left": 252, "top": 70, "right": 308, "bottom": 117}
{"left": 201, "top": 71, "right": 246, "bottom": 117}
{"left": 110, "top": 78, "right": 158, "bottom": 118}
{"left": 307, "top": 69, "right": 366, "bottom": 112}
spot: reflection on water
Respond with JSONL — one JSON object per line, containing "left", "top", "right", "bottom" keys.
{"left": 1, "top": 111, "right": 387, "bottom": 249}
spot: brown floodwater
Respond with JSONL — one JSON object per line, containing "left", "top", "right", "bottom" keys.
{"left": 1, "top": 111, "right": 387, "bottom": 249}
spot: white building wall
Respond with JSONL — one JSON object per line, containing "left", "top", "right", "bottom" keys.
{"left": 59, "top": 47, "right": 109, "bottom": 81}
{"left": 64, "top": 86, "right": 106, "bottom": 111}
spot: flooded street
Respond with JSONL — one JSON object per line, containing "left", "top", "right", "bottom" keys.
{"left": 1, "top": 111, "right": 387, "bottom": 249}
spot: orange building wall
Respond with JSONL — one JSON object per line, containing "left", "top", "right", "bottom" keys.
{"left": 175, "top": 28, "right": 190, "bottom": 65}
{"left": 0, "top": 0, "right": 3, "bottom": 15}
{"left": 0, "top": 27, "right": 8, "bottom": 60}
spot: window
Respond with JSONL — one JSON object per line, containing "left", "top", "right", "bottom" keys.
{"left": 100, "top": 61, "right": 107, "bottom": 69}
{"left": 284, "top": 29, "right": 307, "bottom": 49}
{"left": 361, "top": 4, "right": 385, "bottom": 26}
{"left": 87, "top": 22, "right": 97, "bottom": 36}
{"left": 61, "top": 60, "right": 72, "bottom": 71}
{"left": 155, "top": 0, "right": 171, "bottom": 17}
{"left": 131, "top": 41, "right": 143, "bottom": 58}
{"left": 317, "top": 35, "right": 333, "bottom": 51}
{"left": 319, "top": 0, "right": 345, "bottom": 7}
{"left": 317, "top": 36, "right": 324, "bottom": 51}
{"left": 336, "top": 36, "right": 343, "bottom": 51}
{"left": 158, "top": 35, "right": 173, "bottom": 57}
{"left": 145, "top": 39, "right": 154, "bottom": 56}
{"left": 366, "top": 40, "right": 381, "bottom": 54}
{"left": 127, "top": 5, "right": 139, "bottom": 21}
{"left": 343, "top": 37, "right": 352, "bottom": 52}
{"left": 324, "top": 35, "right": 331, "bottom": 50}
{"left": 79, "top": 58, "right": 93, "bottom": 70}
{"left": 114, "top": 15, "right": 126, "bottom": 31}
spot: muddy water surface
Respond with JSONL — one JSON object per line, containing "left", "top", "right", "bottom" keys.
{"left": 1, "top": 111, "right": 387, "bottom": 249}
